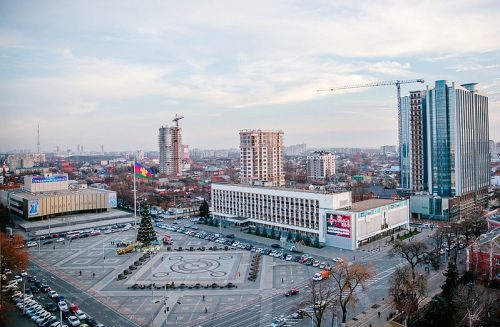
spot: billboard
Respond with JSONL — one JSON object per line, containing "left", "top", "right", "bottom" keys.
{"left": 108, "top": 192, "right": 117, "bottom": 208}
{"left": 326, "top": 213, "right": 351, "bottom": 238}
{"left": 31, "top": 175, "right": 68, "bottom": 183}
{"left": 28, "top": 200, "right": 40, "bottom": 217}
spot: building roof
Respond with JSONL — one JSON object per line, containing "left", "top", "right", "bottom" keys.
{"left": 350, "top": 198, "right": 403, "bottom": 212}
{"left": 213, "top": 183, "right": 346, "bottom": 195}
{"left": 10, "top": 187, "right": 113, "bottom": 200}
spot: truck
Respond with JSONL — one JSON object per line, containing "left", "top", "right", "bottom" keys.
{"left": 312, "top": 270, "right": 330, "bottom": 281}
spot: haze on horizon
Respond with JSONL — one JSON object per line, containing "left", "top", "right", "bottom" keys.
{"left": 1, "top": 0, "right": 499, "bottom": 153}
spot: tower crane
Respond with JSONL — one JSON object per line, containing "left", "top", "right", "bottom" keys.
{"left": 317, "top": 79, "right": 425, "bottom": 159}
{"left": 172, "top": 114, "right": 184, "bottom": 128}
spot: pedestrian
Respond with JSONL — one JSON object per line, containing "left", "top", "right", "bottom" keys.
{"left": 161, "top": 256, "right": 164, "bottom": 262}
{"left": 378, "top": 311, "right": 381, "bottom": 318}
{"left": 281, "top": 277, "right": 284, "bottom": 283}
{"left": 103, "top": 256, "right": 106, "bottom": 261}
{"left": 92, "top": 272, "right": 95, "bottom": 278}
{"left": 79, "top": 270, "right": 82, "bottom": 276}
{"left": 205, "top": 307, "right": 207, "bottom": 313}
{"left": 238, "top": 271, "right": 240, "bottom": 277}
{"left": 53, "top": 245, "right": 55, "bottom": 249}
{"left": 202, "top": 295, "right": 205, "bottom": 301}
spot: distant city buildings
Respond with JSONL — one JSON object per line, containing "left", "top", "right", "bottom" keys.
{"left": 158, "top": 117, "right": 182, "bottom": 176}
{"left": 380, "top": 145, "right": 397, "bottom": 155}
{"left": 285, "top": 144, "right": 307, "bottom": 156}
{"left": 401, "top": 81, "right": 490, "bottom": 220}
{"left": 239, "top": 129, "right": 285, "bottom": 187}
{"left": 307, "top": 151, "right": 336, "bottom": 179}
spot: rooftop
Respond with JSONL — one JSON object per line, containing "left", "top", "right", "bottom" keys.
{"left": 212, "top": 183, "right": 347, "bottom": 195}
{"left": 349, "top": 198, "right": 403, "bottom": 212}
{"left": 10, "top": 187, "right": 113, "bottom": 200}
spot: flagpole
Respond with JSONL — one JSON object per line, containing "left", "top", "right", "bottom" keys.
{"left": 133, "top": 154, "right": 137, "bottom": 232}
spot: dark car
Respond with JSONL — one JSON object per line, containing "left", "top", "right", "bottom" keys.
{"left": 42, "top": 317, "right": 57, "bottom": 327}
{"left": 294, "top": 256, "right": 301, "bottom": 262}
{"left": 30, "top": 286, "right": 40, "bottom": 294}
{"left": 41, "top": 284, "right": 51, "bottom": 292}
{"left": 271, "top": 244, "right": 281, "bottom": 249}
{"left": 42, "top": 240, "right": 53, "bottom": 245}
{"left": 28, "top": 276, "right": 38, "bottom": 283}
{"left": 86, "top": 318, "right": 98, "bottom": 327}
{"left": 285, "top": 289, "right": 299, "bottom": 296}
{"left": 35, "top": 281, "right": 43, "bottom": 288}
{"left": 80, "top": 233, "right": 90, "bottom": 238}
{"left": 226, "top": 234, "right": 235, "bottom": 239}
{"left": 45, "top": 302, "right": 58, "bottom": 312}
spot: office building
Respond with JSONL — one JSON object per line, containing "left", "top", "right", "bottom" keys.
{"left": 381, "top": 145, "right": 397, "bottom": 155}
{"left": 239, "top": 129, "right": 285, "bottom": 187}
{"left": 402, "top": 81, "right": 490, "bottom": 220}
{"left": 307, "top": 151, "right": 336, "bottom": 179}
{"left": 211, "top": 183, "right": 409, "bottom": 250}
{"left": 159, "top": 122, "right": 182, "bottom": 176}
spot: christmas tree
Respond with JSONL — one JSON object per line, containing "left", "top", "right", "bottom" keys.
{"left": 136, "top": 200, "right": 157, "bottom": 245}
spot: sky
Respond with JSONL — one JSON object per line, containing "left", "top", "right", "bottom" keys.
{"left": 1, "top": 0, "right": 499, "bottom": 152}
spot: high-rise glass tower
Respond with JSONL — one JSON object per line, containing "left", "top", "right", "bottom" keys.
{"left": 402, "top": 81, "right": 489, "bottom": 219}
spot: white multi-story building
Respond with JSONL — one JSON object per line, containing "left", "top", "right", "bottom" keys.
{"left": 211, "top": 183, "right": 409, "bottom": 249}
{"left": 159, "top": 124, "right": 182, "bottom": 176}
{"left": 239, "top": 129, "right": 285, "bottom": 187}
{"left": 307, "top": 151, "right": 336, "bottom": 179}
{"left": 211, "top": 183, "right": 351, "bottom": 243}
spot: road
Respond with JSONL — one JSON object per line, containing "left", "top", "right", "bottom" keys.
{"left": 28, "top": 260, "right": 139, "bottom": 327}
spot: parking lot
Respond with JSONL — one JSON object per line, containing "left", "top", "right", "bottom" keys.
{"left": 5, "top": 216, "right": 417, "bottom": 327}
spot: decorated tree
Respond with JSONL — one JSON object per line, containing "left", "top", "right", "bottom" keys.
{"left": 136, "top": 201, "right": 157, "bottom": 245}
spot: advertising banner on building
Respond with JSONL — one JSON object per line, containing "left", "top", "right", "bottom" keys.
{"left": 28, "top": 200, "right": 40, "bottom": 217}
{"left": 31, "top": 175, "right": 68, "bottom": 183}
{"left": 326, "top": 213, "right": 351, "bottom": 238}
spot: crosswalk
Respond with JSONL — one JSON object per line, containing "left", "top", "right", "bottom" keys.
{"left": 270, "top": 264, "right": 404, "bottom": 327}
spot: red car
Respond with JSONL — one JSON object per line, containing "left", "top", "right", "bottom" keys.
{"left": 285, "top": 289, "right": 299, "bottom": 296}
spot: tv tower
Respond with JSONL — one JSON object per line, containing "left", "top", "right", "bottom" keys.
{"left": 37, "top": 124, "right": 40, "bottom": 153}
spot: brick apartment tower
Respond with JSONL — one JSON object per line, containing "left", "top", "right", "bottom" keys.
{"left": 239, "top": 129, "right": 285, "bottom": 187}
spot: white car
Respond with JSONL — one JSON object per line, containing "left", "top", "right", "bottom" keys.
{"left": 36, "top": 312, "right": 51, "bottom": 323}
{"left": 20, "top": 271, "right": 28, "bottom": 277}
{"left": 14, "top": 275, "right": 23, "bottom": 282}
{"left": 67, "top": 315, "right": 80, "bottom": 326}
{"left": 332, "top": 257, "right": 343, "bottom": 263}
{"left": 285, "top": 255, "right": 293, "bottom": 261}
{"left": 27, "top": 241, "right": 38, "bottom": 247}
{"left": 56, "top": 238, "right": 65, "bottom": 243}
{"left": 75, "top": 310, "right": 87, "bottom": 320}
{"left": 58, "top": 301, "right": 68, "bottom": 311}
{"left": 48, "top": 290, "right": 59, "bottom": 299}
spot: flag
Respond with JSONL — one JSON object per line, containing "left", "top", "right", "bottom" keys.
{"left": 134, "top": 162, "right": 154, "bottom": 180}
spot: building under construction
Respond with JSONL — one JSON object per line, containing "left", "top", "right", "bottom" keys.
{"left": 158, "top": 115, "right": 183, "bottom": 176}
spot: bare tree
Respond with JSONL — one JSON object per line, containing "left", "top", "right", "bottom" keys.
{"left": 453, "top": 283, "right": 499, "bottom": 327}
{"left": 429, "top": 229, "right": 446, "bottom": 270}
{"left": 392, "top": 240, "right": 428, "bottom": 280}
{"left": 298, "top": 279, "right": 338, "bottom": 327}
{"left": 330, "top": 262, "right": 375, "bottom": 324}
{"left": 389, "top": 266, "right": 427, "bottom": 320}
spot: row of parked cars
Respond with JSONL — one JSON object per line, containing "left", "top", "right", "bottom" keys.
{"left": 2, "top": 269, "right": 106, "bottom": 327}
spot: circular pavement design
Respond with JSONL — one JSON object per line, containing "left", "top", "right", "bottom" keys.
{"left": 158, "top": 257, "right": 227, "bottom": 277}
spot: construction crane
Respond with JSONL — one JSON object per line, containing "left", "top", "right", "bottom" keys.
{"left": 172, "top": 114, "right": 184, "bottom": 128}
{"left": 318, "top": 79, "right": 425, "bottom": 159}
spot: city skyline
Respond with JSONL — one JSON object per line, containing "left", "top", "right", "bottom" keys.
{"left": 1, "top": 1, "right": 500, "bottom": 152}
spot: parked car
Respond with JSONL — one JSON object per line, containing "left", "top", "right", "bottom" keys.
{"left": 48, "top": 290, "right": 59, "bottom": 299}
{"left": 75, "top": 309, "right": 87, "bottom": 320}
{"left": 67, "top": 316, "right": 80, "bottom": 327}
{"left": 45, "top": 303, "right": 58, "bottom": 312}
{"left": 226, "top": 234, "right": 235, "bottom": 238}
{"left": 58, "top": 301, "right": 68, "bottom": 312}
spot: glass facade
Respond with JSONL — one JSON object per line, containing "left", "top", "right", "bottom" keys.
{"left": 427, "top": 81, "right": 489, "bottom": 197}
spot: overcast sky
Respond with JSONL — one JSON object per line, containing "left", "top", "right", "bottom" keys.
{"left": 1, "top": 0, "right": 499, "bottom": 152}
